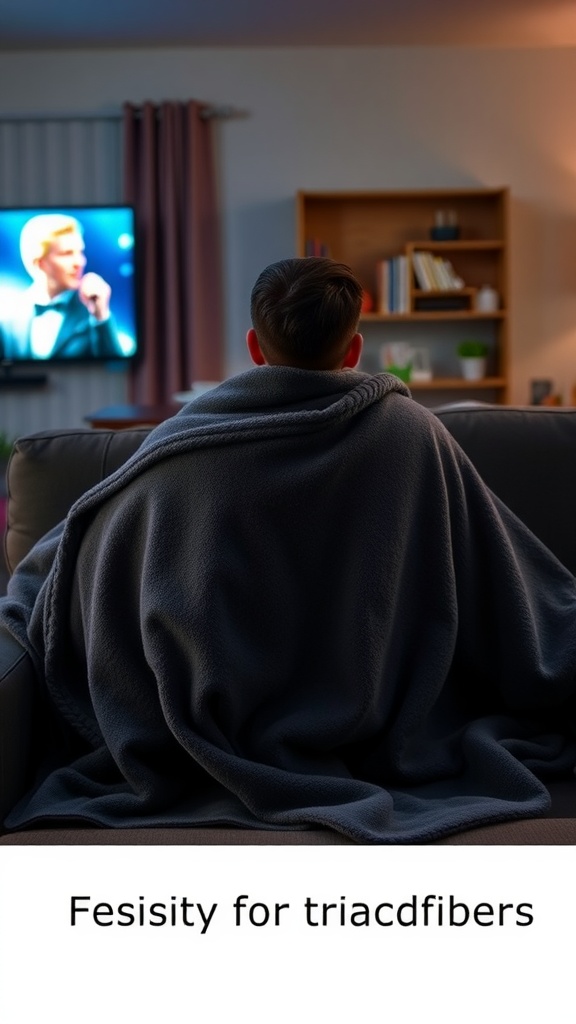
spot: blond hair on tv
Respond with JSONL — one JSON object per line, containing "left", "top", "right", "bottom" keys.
{"left": 19, "top": 213, "right": 83, "bottom": 278}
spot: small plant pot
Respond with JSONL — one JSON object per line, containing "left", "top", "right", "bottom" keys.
{"left": 385, "top": 364, "right": 412, "bottom": 383}
{"left": 459, "top": 357, "right": 487, "bottom": 381}
{"left": 430, "top": 226, "right": 460, "bottom": 241}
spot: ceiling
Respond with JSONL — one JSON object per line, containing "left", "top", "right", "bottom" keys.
{"left": 1, "top": 0, "right": 576, "bottom": 50}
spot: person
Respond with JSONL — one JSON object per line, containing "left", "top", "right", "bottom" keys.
{"left": 0, "top": 212, "right": 124, "bottom": 360}
{"left": 1, "top": 257, "right": 576, "bottom": 843}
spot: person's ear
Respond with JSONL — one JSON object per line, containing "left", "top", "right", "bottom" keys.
{"left": 341, "top": 333, "right": 363, "bottom": 369}
{"left": 246, "top": 328, "right": 267, "bottom": 366}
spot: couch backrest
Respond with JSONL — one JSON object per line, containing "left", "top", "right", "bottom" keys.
{"left": 3, "top": 404, "right": 576, "bottom": 578}
{"left": 434, "top": 403, "right": 576, "bottom": 576}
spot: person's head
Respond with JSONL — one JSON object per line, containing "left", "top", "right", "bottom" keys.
{"left": 20, "top": 214, "right": 86, "bottom": 298}
{"left": 247, "top": 257, "right": 363, "bottom": 370}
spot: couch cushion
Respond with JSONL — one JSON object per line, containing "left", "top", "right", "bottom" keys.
{"left": 5, "top": 428, "right": 151, "bottom": 573}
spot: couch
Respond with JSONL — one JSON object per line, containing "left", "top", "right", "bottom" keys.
{"left": 1, "top": 402, "right": 575, "bottom": 844}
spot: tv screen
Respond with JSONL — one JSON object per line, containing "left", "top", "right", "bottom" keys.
{"left": 0, "top": 205, "right": 138, "bottom": 368}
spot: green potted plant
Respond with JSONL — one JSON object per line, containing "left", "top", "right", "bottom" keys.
{"left": 456, "top": 340, "right": 488, "bottom": 381}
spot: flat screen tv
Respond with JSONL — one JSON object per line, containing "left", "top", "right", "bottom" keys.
{"left": 0, "top": 204, "right": 138, "bottom": 376}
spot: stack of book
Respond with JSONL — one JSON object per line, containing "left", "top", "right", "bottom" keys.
{"left": 375, "top": 255, "right": 410, "bottom": 314}
{"left": 411, "top": 251, "right": 464, "bottom": 292}
{"left": 304, "top": 238, "right": 331, "bottom": 257}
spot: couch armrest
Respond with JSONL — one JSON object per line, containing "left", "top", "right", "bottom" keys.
{"left": 0, "top": 626, "right": 35, "bottom": 823}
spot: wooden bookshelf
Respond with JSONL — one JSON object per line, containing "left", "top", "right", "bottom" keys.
{"left": 296, "top": 188, "right": 510, "bottom": 402}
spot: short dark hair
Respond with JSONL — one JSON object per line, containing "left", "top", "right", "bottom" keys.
{"left": 250, "top": 257, "right": 363, "bottom": 369}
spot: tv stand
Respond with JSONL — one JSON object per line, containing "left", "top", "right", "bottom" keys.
{"left": 0, "top": 364, "right": 48, "bottom": 389}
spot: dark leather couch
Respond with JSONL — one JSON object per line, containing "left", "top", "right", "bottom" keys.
{"left": 1, "top": 402, "right": 575, "bottom": 844}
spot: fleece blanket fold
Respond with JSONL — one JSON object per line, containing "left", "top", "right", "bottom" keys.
{"left": 2, "top": 366, "right": 576, "bottom": 842}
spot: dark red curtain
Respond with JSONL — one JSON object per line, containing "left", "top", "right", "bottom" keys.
{"left": 123, "top": 101, "right": 224, "bottom": 404}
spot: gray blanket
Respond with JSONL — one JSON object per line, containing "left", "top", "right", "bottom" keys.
{"left": 2, "top": 367, "right": 576, "bottom": 842}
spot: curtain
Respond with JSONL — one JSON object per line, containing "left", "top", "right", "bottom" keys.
{"left": 123, "top": 101, "right": 224, "bottom": 404}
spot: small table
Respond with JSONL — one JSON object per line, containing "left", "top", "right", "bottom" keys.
{"left": 84, "top": 403, "right": 180, "bottom": 430}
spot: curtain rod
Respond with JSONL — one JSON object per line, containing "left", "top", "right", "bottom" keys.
{"left": 0, "top": 105, "right": 241, "bottom": 122}
{"left": 127, "top": 104, "right": 242, "bottom": 120}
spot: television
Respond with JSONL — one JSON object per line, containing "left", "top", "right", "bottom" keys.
{"left": 0, "top": 204, "right": 138, "bottom": 380}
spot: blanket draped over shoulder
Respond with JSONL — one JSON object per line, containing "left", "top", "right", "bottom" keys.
{"left": 2, "top": 367, "right": 576, "bottom": 842}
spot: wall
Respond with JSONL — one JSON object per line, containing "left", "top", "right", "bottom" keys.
{"left": 1, "top": 45, "right": 576, "bottom": 413}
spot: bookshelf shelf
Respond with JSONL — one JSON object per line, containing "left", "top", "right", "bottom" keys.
{"left": 411, "top": 240, "right": 505, "bottom": 251}
{"left": 408, "top": 377, "right": 506, "bottom": 391}
{"left": 296, "top": 188, "right": 510, "bottom": 402}
{"left": 361, "top": 310, "right": 506, "bottom": 323}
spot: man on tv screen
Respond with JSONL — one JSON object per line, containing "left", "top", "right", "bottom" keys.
{"left": 0, "top": 213, "right": 125, "bottom": 360}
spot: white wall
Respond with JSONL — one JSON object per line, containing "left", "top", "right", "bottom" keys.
{"left": 1, "top": 46, "right": 576, "bottom": 405}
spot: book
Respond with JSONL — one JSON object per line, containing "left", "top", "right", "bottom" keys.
{"left": 412, "top": 251, "right": 433, "bottom": 291}
{"left": 396, "top": 255, "right": 409, "bottom": 313}
{"left": 375, "top": 259, "right": 390, "bottom": 313}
